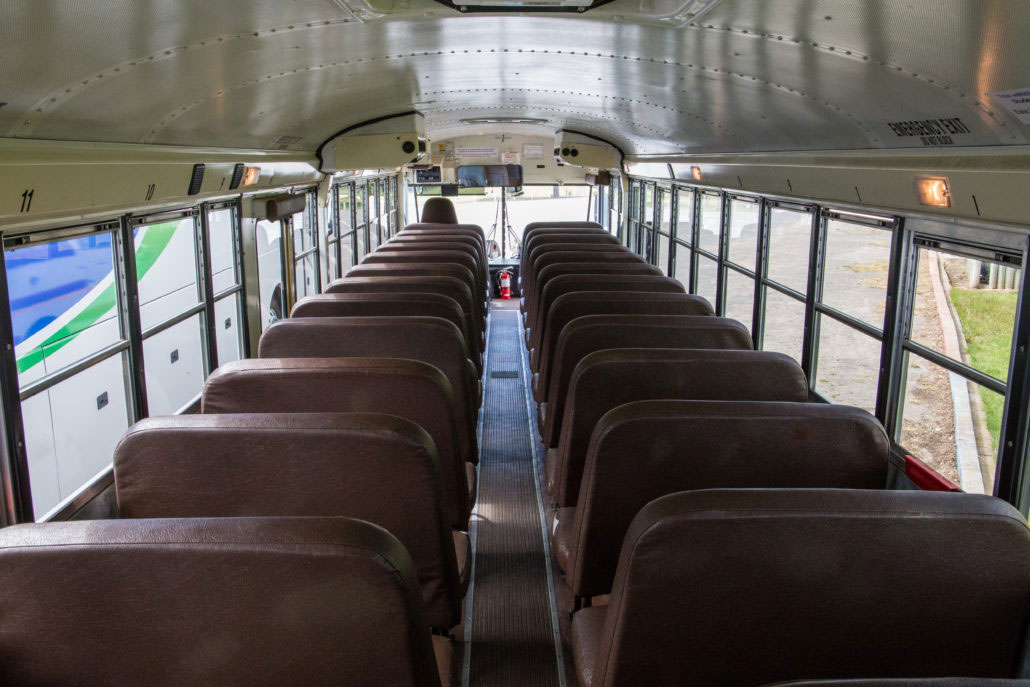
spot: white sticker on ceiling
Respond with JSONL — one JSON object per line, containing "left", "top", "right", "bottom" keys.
{"left": 989, "top": 88, "right": 1030, "bottom": 124}
{"left": 457, "top": 147, "right": 498, "bottom": 159}
{"left": 523, "top": 144, "right": 545, "bottom": 159}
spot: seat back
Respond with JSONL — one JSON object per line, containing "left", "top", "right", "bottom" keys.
{"left": 291, "top": 292, "right": 474, "bottom": 365}
{"left": 532, "top": 291, "right": 713, "bottom": 376}
{"left": 257, "top": 317, "right": 478, "bottom": 468}
{"left": 522, "top": 221, "right": 605, "bottom": 246}
{"left": 589, "top": 489, "right": 1030, "bottom": 686}
{"left": 564, "top": 400, "right": 890, "bottom": 597}
{"left": 521, "top": 232, "right": 619, "bottom": 275}
{"left": 325, "top": 277, "right": 481, "bottom": 368}
{"left": 533, "top": 274, "right": 684, "bottom": 341}
{"left": 526, "top": 263, "right": 666, "bottom": 354}
{"left": 421, "top": 197, "right": 459, "bottom": 224}
{"left": 381, "top": 239, "right": 486, "bottom": 278}
{"left": 346, "top": 262, "right": 484, "bottom": 320}
{"left": 541, "top": 315, "right": 754, "bottom": 447}
{"left": 402, "top": 223, "right": 486, "bottom": 250}
{"left": 201, "top": 358, "right": 473, "bottom": 528}
{"left": 365, "top": 250, "right": 485, "bottom": 302}
{"left": 548, "top": 348, "right": 809, "bottom": 506}
{"left": 0, "top": 517, "right": 440, "bottom": 687}
{"left": 525, "top": 248, "right": 640, "bottom": 308}
{"left": 390, "top": 233, "right": 486, "bottom": 268}
{"left": 114, "top": 413, "right": 462, "bottom": 629}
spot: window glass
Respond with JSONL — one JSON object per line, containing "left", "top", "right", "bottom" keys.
{"left": 910, "top": 248, "right": 1016, "bottom": 383}
{"left": 21, "top": 352, "right": 130, "bottom": 518}
{"left": 695, "top": 254, "right": 718, "bottom": 309}
{"left": 660, "top": 190, "right": 672, "bottom": 234}
{"left": 356, "top": 185, "right": 366, "bottom": 225}
{"left": 208, "top": 208, "right": 238, "bottom": 294}
{"left": 629, "top": 183, "right": 640, "bottom": 222}
{"left": 761, "top": 289, "right": 806, "bottom": 364}
{"left": 698, "top": 193, "right": 721, "bottom": 254}
{"left": 675, "top": 188, "right": 693, "bottom": 245}
{"left": 294, "top": 251, "right": 319, "bottom": 300}
{"left": 726, "top": 198, "right": 759, "bottom": 270}
{"left": 338, "top": 185, "right": 353, "bottom": 234}
{"left": 673, "top": 243, "right": 691, "bottom": 290}
{"left": 143, "top": 313, "right": 205, "bottom": 415}
{"left": 326, "top": 238, "right": 340, "bottom": 283}
{"left": 814, "top": 314, "right": 882, "bottom": 413}
{"left": 6, "top": 232, "right": 120, "bottom": 386}
{"left": 656, "top": 232, "right": 671, "bottom": 276}
{"left": 256, "top": 219, "right": 285, "bottom": 329}
{"left": 134, "top": 218, "right": 199, "bottom": 331}
{"left": 767, "top": 207, "right": 812, "bottom": 294}
{"left": 340, "top": 235, "right": 356, "bottom": 273}
{"left": 213, "top": 294, "right": 242, "bottom": 366}
{"left": 643, "top": 185, "right": 655, "bottom": 227}
{"left": 368, "top": 219, "right": 380, "bottom": 252}
{"left": 821, "top": 218, "right": 891, "bottom": 329}
{"left": 291, "top": 205, "right": 313, "bottom": 253}
{"left": 898, "top": 351, "right": 1001, "bottom": 494}
{"left": 724, "top": 269, "right": 755, "bottom": 331}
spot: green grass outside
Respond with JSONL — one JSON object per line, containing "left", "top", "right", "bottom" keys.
{"left": 949, "top": 287, "right": 1017, "bottom": 451}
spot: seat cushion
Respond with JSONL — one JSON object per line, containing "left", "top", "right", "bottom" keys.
{"left": 571, "top": 605, "right": 607, "bottom": 687}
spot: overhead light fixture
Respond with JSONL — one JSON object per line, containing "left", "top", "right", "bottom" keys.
{"left": 912, "top": 175, "right": 951, "bottom": 207}
{"left": 241, "top": 166, "right": 261, "bottom": 187}
{"left": 691, "top": 165, "right": 703, "bottom": 181}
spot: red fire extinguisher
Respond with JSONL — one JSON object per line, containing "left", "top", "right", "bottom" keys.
{"left": 499, "top": 270, "right": 512, "bottom": 300}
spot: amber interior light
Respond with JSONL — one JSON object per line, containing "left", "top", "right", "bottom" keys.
{"left": 913, "top": 176, "right": 952, "bottom": 207}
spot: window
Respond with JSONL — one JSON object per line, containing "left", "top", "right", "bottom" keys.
{"left": 290, "top": 193, "right": 320, "bottom": 302}
{"left": 696, "top": 255, "right": 718, "bottom": 308}
{"left": 760, "top": 205, "right": 815, "bottom": 365}
{"left": 6, "top": 226, "right": 130, "bottom": 518}
{"left": 206, "top": 204, "right": 245, "bottom": 366}
{"left": 654, "top": 189, "right": 672, "bottom": 275}
{"left": 671, "top": 188, "right": 694, "bottom": 290}
{"left": 256, "top": 219, "right": 285, "bottom": 328}
{"left": 698, "top": 192, "right": 721, "bottom": 255}
{"left": 821, "top": 216, "right": 892, "bottom": 328}
{"left": 325, "top": 189, "right": 340, "bottom": 282}
{"left": 337, "top": 183, "right": 356, "bottom": 274}
{"left": 133, "top": 214, "right": 206, "bottom": 415}
{"left": 895, "top": 245, "right": 1019, "bottom": 494}
{"left": 723, "top": 197, "right": 760, "bottom": 332}
{"left": 814, "top": 313, "right": 882, "bottom": 413}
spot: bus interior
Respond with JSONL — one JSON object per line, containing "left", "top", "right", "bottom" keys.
{"left": 1, "top": 1, "right": 1030, "bottom": 685}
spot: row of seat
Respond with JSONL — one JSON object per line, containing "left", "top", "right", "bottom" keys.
{"left": 0, "top": 208, "right": 492, "bottom": 686}
{"left": 518, "top": 223, "right": 1030, "bottom": 686}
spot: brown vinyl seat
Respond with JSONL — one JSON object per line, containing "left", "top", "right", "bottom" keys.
{"left": 114, "top": 413, "right": 467, "bottom": 631}
{"left": 258, "top": 316, "right": 479, "bottom": 458}
{"left": 571, "top": 489, "right": 1030, "bottom": 687}
{"left": 523, "top": 248, "right": 641, "bottom": 316}
{"left": 380, "top": 239, "right": 486, "bottom": 284}
{"left": 325, "top": 277, "right": 483, "bottom": 367}
{"left": 522, "top": 221, "right": 605, "bottom": 246}
{"left": 0, "top": 517, "right": 443, "bottom": 687}
{"left": 531, "top": 291, "right": 714, "bottom": 376}
{"left": 291, "top": 292, "right": 477, "bottom": 371}
{"left": 539, "top": 315, "right": 754, "bottom": 447}
{"left": 547, "top": 349, "right": 809, "bottom": 507}
{"left": 402, "top": 223, "right": 486, "bottom": 252}
{"left": 390, "top": 233, "right": 487, "bottom": 273}
{"left": 520, "top": 232, "right": 619, "bottom": 283}
{"left": 525, "top": 264, "right": 668, "bottom": 355}
{"left": 201, "top": 358, "right": 475, "bottom": 528}
{"left": 767, "top": 682, "right": 1030, "bottom": 686}
{"left": 524, "top": 262, "right": 662, "bottom": 341}
{"left": 529, "top": 274, "right": 685, "bottom": 347}
{"left": 346, "top": 262, "right": 486, "bottom": 324}
{"left": 421, "top": 197, "right": 459, "bottom": 224}
{"left": 365, "top": 251, "right": 486, "bottom": 307}
{"left": 554, "top": 400, "right": 890, "bottom": 599}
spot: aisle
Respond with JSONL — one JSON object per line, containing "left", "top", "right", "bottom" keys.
{"left": 463, "top": 299, "right": 566, "bottom": 687}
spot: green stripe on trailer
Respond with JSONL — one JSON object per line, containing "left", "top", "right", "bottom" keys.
{"left": 16, "top": 223, "right": 179, "bottom": 375}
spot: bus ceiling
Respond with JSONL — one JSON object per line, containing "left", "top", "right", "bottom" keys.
{"left": 2, "top": 0, "right": 1030, "bottom": 224}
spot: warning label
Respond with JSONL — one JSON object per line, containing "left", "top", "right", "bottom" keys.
{"left": 989, "top": 88, "right": 1030, "bottom": 124}
{"left": 886, "top": 117, "right": 971, "bottom": 146}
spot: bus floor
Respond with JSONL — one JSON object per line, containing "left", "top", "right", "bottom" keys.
{"left": 459, "top": 297, "right": 577, "bottom": 687}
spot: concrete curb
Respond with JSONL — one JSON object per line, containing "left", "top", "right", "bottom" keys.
{"left": 928, "top": 253, "right": 985, "bottom": 493}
